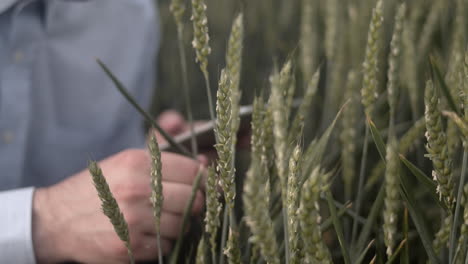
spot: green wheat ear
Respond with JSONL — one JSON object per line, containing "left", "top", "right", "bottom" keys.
{"left": 88, "top": 161, "right": 134, "bottom": 264}
{"left": 148, "top": 135, "right": 163, "bottom": 230}
{"left": 424, "top": 80, "right": 455, "bottom": 209}
{"left": 148, "top": 134, "right": 164, "bottom": 263}
{"left": 298, "top": 167, "right": 332, "bottom": 264}
{"left": 361, "top": 0, "right": 383, "bottom": 116}
{"left": 226, "top": 14, "right": 244, "bottom": 146}
{"left": 204, "top": 166, "right": 221, "bottom": 258}
{"left": 169, "top": 0, "right": 185, "bottom": 29}
{"left": 191, "top": 0, "right": 211, "bottom": 75}
{"left": 214, "top": 69, "right": 236, "bottom": 209}
{"left": 383, "top": 136, "right": 400, "bottom": 257}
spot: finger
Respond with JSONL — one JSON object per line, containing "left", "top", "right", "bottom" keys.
{"left": 157, "top": 110, "right": 187, "bottom": 135}
{"left": 126, "top": 203, "right": 185, "bottom": 239}
{"left": 133, "top": 235, "right": 173, "bottom": 261}
{"left": 197, "top": 154, "right": 209, "bottom": 167}
{"left": 161, "top": 153, "right": 207, "bottom": 190}
{"left": 160, "top": 182, "right": 205, "bottom": 215}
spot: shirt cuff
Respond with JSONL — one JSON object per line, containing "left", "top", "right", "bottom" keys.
{"left": 0, "top": 187, "right": 36, "bottom": 264}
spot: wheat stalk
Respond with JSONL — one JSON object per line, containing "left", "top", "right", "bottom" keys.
{"left": 289, "top": 67, "right": 320, "bottom": 144}
{"left": 402, "top": 18, "right": 420, "bottom": 119}
{"left": 387, "top": 3, "right": 406, "bottom": 126}
{"left": 243, "top": 97, "right": 280, "bottom": 264}
{"left": 361, "top": 0, "right": 384, "bottom": 116}
{"left": 433, "top": 215, "right": 452, "bottom": 255}
{"left": 340, "top": 70, "right": 359, "bottom": 200}
{"left": 298, "top": 167, "right": 332, "bottom": 264}
{"left": 170, "top": 0, "right": 185, "bottom": 29}
{"left": 383, "top": 136, "right": 400, "bottom": 257}
{"left": 224, "top": 228, "right": 241, "bottom": 264}
{"left": 300, "top": 0, "right": 317, "bottom": 84}
{"left": 243, "top": 161, "right": 281, "bottom": 264}
{"left": 215, "top": 69, "right": 236, "bottom": 208}
{"left": 148, "top": 135, "right": 164, "bottom": 264}
{"left": 325, "top": 0, "right": 337, "bottom": 61}
{"left": 287, "top": 145, "right": 303, "bottom": 264}
{"left": 195, "top": 237, "right": 206, "bottom": 264}
{"left": 191, "top": 0, "right": 211, "bottom": 76}
{"left": 417, "top": 0, "right": 445, "bottom": 63}
{"left": 271, "top": 60, "right": 293, "bottom": 192}
{"left": 424, "top": 80, "right": 455, "bottom": 209}
{"left": 191, "top": 0, "right": 215, "bottom": 121}
{"left": 226, "top": 14, "right": 244, "bottom": 147}
{"left": 204, "top": 166, "right": 221, "bottom": 261}
{"left": 88, "top": 161, "right": 134, "bottom": 264}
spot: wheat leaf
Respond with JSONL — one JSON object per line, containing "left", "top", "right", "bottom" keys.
{"left": 430, "top": 56, "right": 461, "bottom": 115}
{"left": 326, "top": 190, "right": 351, "bottom": 264}
{"left": 367, "top": 116, "right": 387, "bottom": 163}
{"left": 399, "top": 173, "right": 440, "bottom": 264}
{"left": 399, "top": 154, "right": 447, "bottom": 211}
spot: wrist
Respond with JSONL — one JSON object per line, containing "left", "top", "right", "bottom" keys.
{"left": 32, "top": 187, "right": 66, "bottom": 263}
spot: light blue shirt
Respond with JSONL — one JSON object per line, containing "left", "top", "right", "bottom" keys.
{"left": 0, "top": 0, "right": 159, "bottom": 262}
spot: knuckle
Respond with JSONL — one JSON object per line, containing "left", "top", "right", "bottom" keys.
{"left": 130, "top": 237, "right": 143, "bottom": 250}
{"left": 114, "top": 183, "right": 149, "bottom": 202}
{"left": 125, "top": 213, "right": 140, "bottom": 227}
{"left": 187, "top": 161, "right": 201, "bottom": 183}
{"left": 117, "top": 149, "right": 148, "bottom": 169}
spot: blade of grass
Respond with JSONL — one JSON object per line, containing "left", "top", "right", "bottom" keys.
{"left": 399, "top": 172, "right": 440, "bottom": 264}
{"left": 321, "top": 202, "right": 352, "bottom": 231}
{"left": 352, "top": 123, "right": 371, "bottom": 249}
{"left": 302, "top": 101, "right": 348, "bottom": 183}
{"left": 399, "top": 154, "right": 447, "bottom": 211}
{"left": 429, "top": 56, "right": 461, "bottom": 115}
{"left": 356, "top": 184, "right": 385, "bottom": 254}
{"left": 355, "top": 240, "right": 375, "bottom": 264}
{"left": 326, "top": 190, "right": 352, "bottom": 264}
{"left": 368, "top": 116, "right": 387, "bottom": 163}
{"left": 97, "top": 59, "right": 193, "bottom": 158}
{"left": 169, "top": 167, "right": 204, "bottom": 264}
{"left": 385, "top": 239, "right": 407, "bottom": 264}
{"left": 176, "top": 28, "right": 198, "bottom": 156}
{"left": 450, "top": 149, "right": 468, "bottom": 264}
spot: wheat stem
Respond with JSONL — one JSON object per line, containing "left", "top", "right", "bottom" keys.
{"left": 351, "top": 122, "right": 370, "bottom": 248}
{"left": 450, "top": 149, "right": 468, "bottom": 263}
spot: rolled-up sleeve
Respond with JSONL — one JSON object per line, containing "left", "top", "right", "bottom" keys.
{"left": 0, "top": 187, "right": 36, "bottom": 264}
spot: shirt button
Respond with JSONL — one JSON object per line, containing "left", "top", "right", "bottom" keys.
{"left": 13, "top": 51, "right": 24, "bottom": 63}
{"left": 2, "top": 131, "right": 14, "bottom": 144}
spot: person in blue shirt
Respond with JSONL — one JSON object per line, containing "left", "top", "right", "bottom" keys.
{"left": 0, "top": 1, "right": 207, "bottom": 263}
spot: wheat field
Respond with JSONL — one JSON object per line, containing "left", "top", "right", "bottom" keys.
{"left": 93, "top": 0, "right": 468, "bottom": 263}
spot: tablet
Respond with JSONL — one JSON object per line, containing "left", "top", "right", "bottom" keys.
{"left": 159, "top": 104, "right": 253, "bottom": 152}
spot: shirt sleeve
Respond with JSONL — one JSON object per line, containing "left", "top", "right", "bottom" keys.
{"left": 0, "top": 187, "right": 36, "bottom": 264}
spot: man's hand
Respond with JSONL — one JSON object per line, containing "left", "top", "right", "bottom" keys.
{"left": 153, "top": 110, "right": 219, "bottom": 162}
{"left": 32, "top": 149, "right": 206, "bottom": 264}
